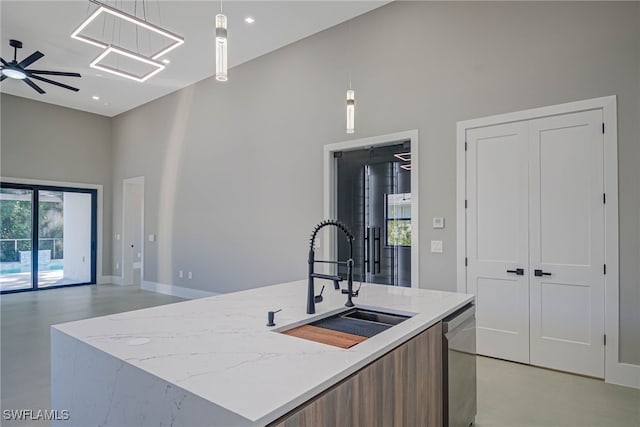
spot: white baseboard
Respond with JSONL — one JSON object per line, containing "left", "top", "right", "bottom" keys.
{"left": 141, "top": 280, "right": 218, "bottom": 299}
{"left": 607, "top": 361, "right": 640, "bottom": 389}
{"left": 99, "top": 275, "right": 123, "bottom": 285}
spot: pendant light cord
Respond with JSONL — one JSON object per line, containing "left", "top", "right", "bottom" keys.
{"left": 348, "top": 18, "right": 353, "bottom": 89}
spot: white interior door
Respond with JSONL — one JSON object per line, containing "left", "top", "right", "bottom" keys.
{"left": 123, "top": 179, "right": 144, "bottom": 287}
{"left": 466, "top": 122, "right": 530, "bottom": 364}
{"left": 528, "top": 110, "right": 605, "bottom": 378}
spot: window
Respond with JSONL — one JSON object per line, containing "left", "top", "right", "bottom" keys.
{"left": 386, "top": 193, "right": 411, "bottom": 246}
{"left": 0, "top": 183, "right": 97, "bottom": 293}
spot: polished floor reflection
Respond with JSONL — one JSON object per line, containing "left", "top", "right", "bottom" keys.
{"left": 1, "top": 284, "right": 183, "bottom": 426}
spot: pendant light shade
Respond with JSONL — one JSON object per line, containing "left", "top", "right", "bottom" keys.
{"left": 346, "top": 89, "right": 355, "bottom": 134}
{"left": 215, "top": 13, "right": 228, "bottom": 82}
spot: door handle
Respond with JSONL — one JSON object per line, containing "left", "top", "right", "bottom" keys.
{"left": 534, "top": 269, "right": 552, "bottom": 277}
{"left": 374, "top": 227, "right": 381, "bottom": 274}
{"left": 506, "top": 268, "right": 525, "bottom": 276}
{"left": 364, "top": 227, "right": 370, "bottom": 273}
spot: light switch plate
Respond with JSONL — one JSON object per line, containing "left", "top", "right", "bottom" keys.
{"left": 148, "top": 234, "right": 156, "bottom": 242}
{"left": 431, "top": 240, "right": 443, "bottom": 253}
{"left": 432, "top": 217, "right": 444, "bottom": 229}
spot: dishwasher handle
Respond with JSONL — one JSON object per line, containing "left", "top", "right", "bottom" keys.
{"left": 443, "top": 303, "right": 475, "bottom": 334}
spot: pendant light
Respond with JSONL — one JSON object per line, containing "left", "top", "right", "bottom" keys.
{"left": 345, "top": 20, "right": 355, "bottom": 134}
{"left": 71, "top": 0, "right": 184, "bottom": 83}
{"left": 215, "top": 1, "right": 228, "bottom": 82}
{"left": 346, "top": 82, "right": 355, "bottom": 134}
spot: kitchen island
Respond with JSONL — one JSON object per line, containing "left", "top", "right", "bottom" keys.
{"left": 51, "top": 280, "right": 473, "bottom": 426}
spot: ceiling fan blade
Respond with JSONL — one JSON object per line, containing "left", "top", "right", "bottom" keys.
{"left": 0, "top": 57, "right": 8, "bottom": 66}
{"left": 27, "top": 70, "right": 81, "bottom": 77}
{"left": 17, "top": 51, "right": 44, "bottom": 68}
{"left": 23, "top": 77, "right": 45, "bottom": 94}
{"left": 30, "top": 75, "right": 79, "bottom": 92}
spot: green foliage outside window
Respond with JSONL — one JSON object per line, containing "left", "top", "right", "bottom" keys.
{"left": 386, "top": 192, "right": 411, "bottom": 247}
{"left": 387, "top": 220, "right": 411, "bottom": 246}
{"left": 0, "top": 193, "right": 63, "bottom": 262}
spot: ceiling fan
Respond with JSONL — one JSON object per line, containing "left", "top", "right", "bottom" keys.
{"left": 1, "top": 39, "right": 81, "bottom": 94}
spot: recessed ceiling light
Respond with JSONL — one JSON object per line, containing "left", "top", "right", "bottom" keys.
{"left": 92, "top": 95, "right": 100, "bottom": 100}
{"left": 244, "top": 16, "right": 255, "bottom": 24}
{"left": 161, "top": 59, "right": 170, "bottom": 64}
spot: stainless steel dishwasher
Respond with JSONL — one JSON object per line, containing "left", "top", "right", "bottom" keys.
{"left": 443, "top": 303, "right": 476, "bottom": 427}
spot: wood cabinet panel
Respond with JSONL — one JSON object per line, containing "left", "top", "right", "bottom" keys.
{"left": 270, "top": 322, "right": 443, "bottom": 427}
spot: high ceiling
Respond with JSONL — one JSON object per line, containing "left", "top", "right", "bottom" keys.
{"left": 1, "top": 1, "right": 389, "bottom": 117}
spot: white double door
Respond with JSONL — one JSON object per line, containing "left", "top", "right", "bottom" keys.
{"left": 466, "top": 109, "right": 605, "bottom": 378}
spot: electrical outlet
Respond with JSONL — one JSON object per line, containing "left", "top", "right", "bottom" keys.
{"left": 430, "top": 240, "right": 443, "bottom": 253}
{"left": 188, "top": 272, "right": 193, "bottom": 279}
{"left": 179, "top": 270, "right": 183, "bottom": 278}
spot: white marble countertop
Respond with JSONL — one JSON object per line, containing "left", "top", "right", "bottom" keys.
{"left": 52, "top": 280, "right": 473, "bottom": 426}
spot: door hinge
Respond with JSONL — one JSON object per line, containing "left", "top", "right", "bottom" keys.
{"left": 602, "top": 123, "right": 605, "bottom": 134}
{"left": 465, "top": 257, "right": 468, "bottom": 267}
{"left": 604, "top": 334, "right": 607, "bottom": 346}
{"left": 465, "top": 141, "right": 468, "bottom": 151}
{"left": 604, "top": 264, "right": 607, "bottom": 275}
{"left": 465, "top": 199, "right": 468, "bottom": 209}
{"left": 603, "top": 193, "right": 606, "bottom": 204}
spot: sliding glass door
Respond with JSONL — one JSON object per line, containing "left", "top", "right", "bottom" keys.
{"left": 0, "top": 188, "right": 34, "bottom": 291}
{"left": 0, "top": 183, "right": 97, "bottom": 293}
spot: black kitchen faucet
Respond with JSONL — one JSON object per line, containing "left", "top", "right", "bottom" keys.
{"left": 307, "top": 220, "right": 358, "bottom": 314}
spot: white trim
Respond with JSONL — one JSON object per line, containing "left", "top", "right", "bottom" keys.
{"left": 456, "top": 122, "right": 467, "bottom": 294}
{"left": 121, "top": 176, "right": 144, "bottom": 287}
{"left": 605, "top": 363, "right": 640, "bottom": 389}
{"left": 323, "top": 130, "right": 420, "bottom": 288}
{"left": 456, "top": 96, "right": 617, "bottom": 130}
{"left": 141, "top": 280, "right": 218, "bottom": 299}
{"left": 99, "top": 275, "right": 119, "bottom": 285}
{"left": 105, "top": 275, "right": 123, "bottom": 286}
{"left": 0, "top": 176, "right": 105, "bottom": 286}
{"left": 455, "top": 95, "right": 637, "bottom": 388}
{"left": 599, "top": 97, "right": 639, "bottom": 389}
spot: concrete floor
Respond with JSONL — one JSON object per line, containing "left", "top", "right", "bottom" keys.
{"left": 475, "top": 356, "right": 640, "bottom": 427}
{"left": 1, "top": 284, "right": 638, "bottom": 426}
{"left": 1, "top": 284, "right": 183, "bottom": 426}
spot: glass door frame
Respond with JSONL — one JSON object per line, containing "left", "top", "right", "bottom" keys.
{"left": 0, "top": 182, "right": 97, "bottom": 294}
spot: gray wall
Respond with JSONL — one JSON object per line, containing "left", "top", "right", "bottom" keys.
{"left": 111, "top": 1, "right": 640, "bottom": 364}
{"left": 1, "top": 93, "right": 113, "bottom": 277}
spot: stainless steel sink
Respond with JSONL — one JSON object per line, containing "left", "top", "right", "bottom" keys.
{"left": 342, "top": 308, "right": 410, "bottom": 326}
{"left": 310, "top": 308, "right": 412, "bottom": 338}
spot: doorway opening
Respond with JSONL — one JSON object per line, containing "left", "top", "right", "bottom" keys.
{"left": 0, "top": 182, "right": 97, "bottom": 293}
{"left": 122, "top": 177, "right": 144, "bottom": 287}
{"left": 324, "top": 130, "right": 420, "bottom": 288}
